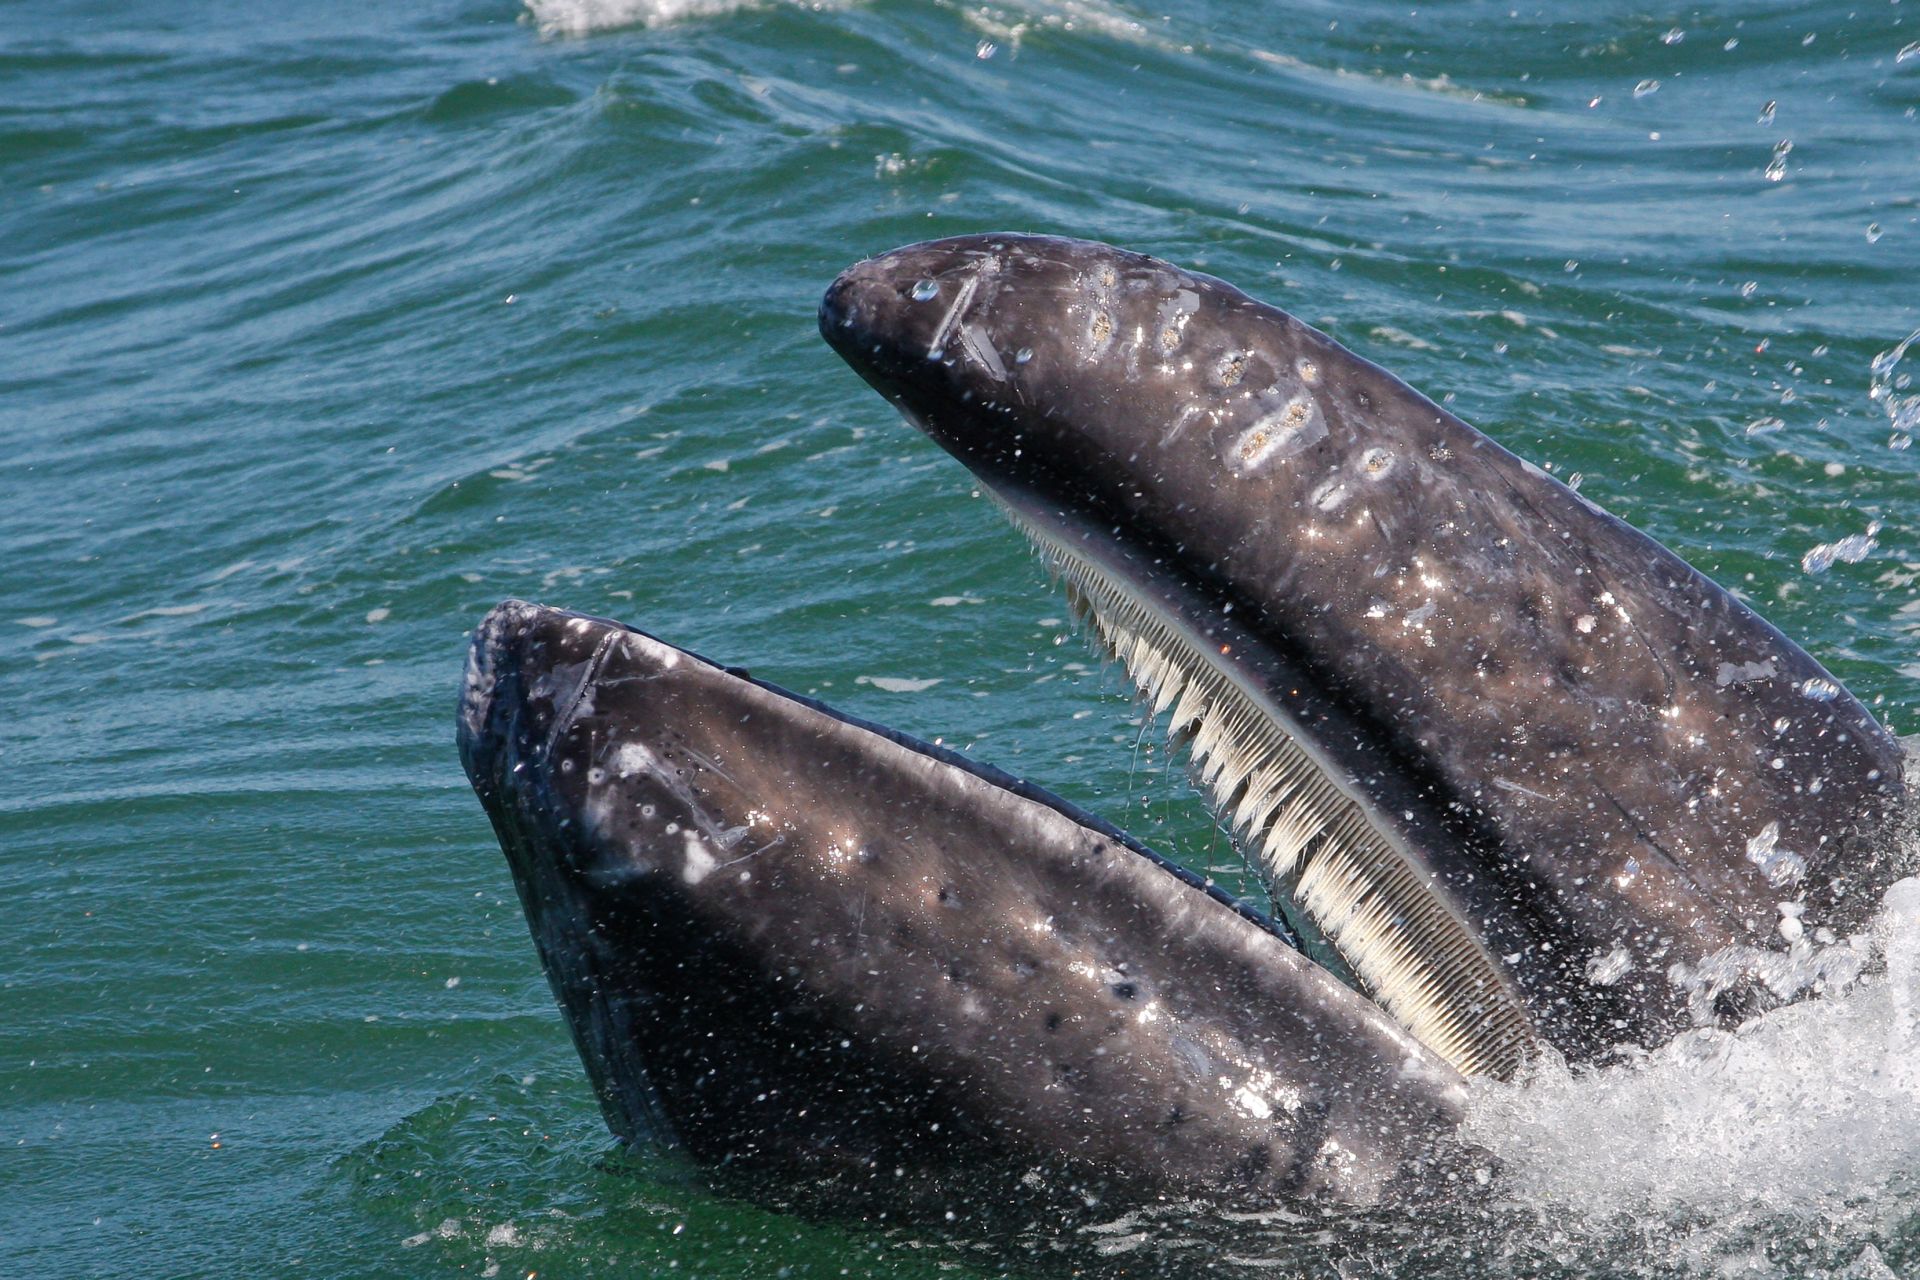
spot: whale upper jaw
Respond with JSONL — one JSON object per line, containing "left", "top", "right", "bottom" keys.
{"left": 458, "top": 600, "right": 1477, "bottom": 1209}
{"left": 819, "top": 233, "right": 1908, "bottom": 1078}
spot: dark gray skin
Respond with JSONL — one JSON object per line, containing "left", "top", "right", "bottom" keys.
{"left": 458, "top": 600, "right": 1477, "bottom": 1209}
{"left": 819, "top": 234, "right": 1907, "bottom": 1065}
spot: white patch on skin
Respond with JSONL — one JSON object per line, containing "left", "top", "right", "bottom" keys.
{"left": 1164, "top": 402, "right": 1210, "bottom": 444}
{"left": 582, "top": 791, "right": 615, "bottom": 834}
{"left": 682, "top": 830, "right": 718, "bottom": 884}
{"left": 1152, "top": 289, "right": 1199, "bottom": 355}
{"left": 928, "top": 271, "right": 982, "bottom": 357}
{"left": 1717, "top": 659, "right": 1778, "bottom": 687}
{"left": 956, "top": 322, "right": 1008, "bottom": 382}
{"left": 1310, "top": 477, "right": 1351, "bottom": 513}
{"left": 1493, "top": 776, "right": 1552, "bottom": 801}
{"left": 623, "top": 633, "right": 680, "bottom": 670}
{"left": 615, "top": 742, "right": 664, "bottom": 778}
{"left": 1170, "top": 1035, "right": 1211, "bottom": 1081}
{"left": 1230, "top": 394, "right": 1325, "bottom": 472}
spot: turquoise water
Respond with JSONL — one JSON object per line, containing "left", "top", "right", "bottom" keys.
{"left": 6, "top": 0, "right": 1918, "bottom": 1275}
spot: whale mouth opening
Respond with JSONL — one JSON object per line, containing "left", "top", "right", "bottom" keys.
{"left": 980, "top": 489, "right": 1540, "bottom": 1082}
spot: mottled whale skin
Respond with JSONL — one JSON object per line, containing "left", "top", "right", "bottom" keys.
{"left": 457, "top": 600, "right": 1474, "bottom": 1210}
{"left": 820, "top": 234, "right": 1906, "bottom": 1074}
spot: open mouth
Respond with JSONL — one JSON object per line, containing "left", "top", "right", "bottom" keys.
{"left": 989, "top": 491, "right": 1536, "bottom": 1080}
{"left": 458, "top": 234, "right": 1906, "bottom": 1207}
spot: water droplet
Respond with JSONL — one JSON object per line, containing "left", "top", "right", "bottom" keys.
{"left": 1662, "top": 27, "right": 1685, "bottom": 45}
{"left": 1723, "top": 37, "right": 1739, "bottom": 51}
{"left": 1758, "top": 100, "right": 1777, "bottom": 125}
{"left": 1013, "top": 347, "right": 1033, "bottom": 365}
{"left": 1900, "top": 40, "right": 1920, "bottom": 64}
{"left": 975, "top": 39, "right": 997, "bottom": 59}
{"left": 1871, "top": 328, "right": 1920, "bottom": 452}
{"left": 1867, "top": 222, "right": 1884, "bottom": 244}
{"left": 911, "top": 279, "right": 940, "bottom": 302}
{"left": 1765, "top": 139, "right": 1793, "bottom": 182}
{"left": 1801, "top": 32, "right": 1817, "bottom": 46}
{"left": 1632, "top": 79, "right": 1661, "bottom": 98}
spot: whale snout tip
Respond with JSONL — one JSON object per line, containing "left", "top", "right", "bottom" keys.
{"left": 816, "top": 261, "right": 871, "bottom": 343}
{"left": 819, "top": 235, "right": 1026, "bottom": 367}
{"left": 818, "top": 249, "right": 934, "bottom": 352}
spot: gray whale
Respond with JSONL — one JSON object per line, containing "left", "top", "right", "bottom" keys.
{"left": 458, "top": 236, "right": 1905, "bottom": 1209}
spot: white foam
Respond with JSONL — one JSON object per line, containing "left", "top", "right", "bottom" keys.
{"left": 1461, "top": 823, "right": 1920, "bottom": 1269}
{"left": 524, "top": 0, "right": 820, "bottom": 35}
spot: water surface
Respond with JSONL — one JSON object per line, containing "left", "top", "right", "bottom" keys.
{"left": 5, "top": 0, "right": 1918, "bottom": 1275}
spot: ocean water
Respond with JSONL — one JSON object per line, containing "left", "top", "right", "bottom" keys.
{"left": 5, "top": 0, "right": 1919, "bottom": 1275}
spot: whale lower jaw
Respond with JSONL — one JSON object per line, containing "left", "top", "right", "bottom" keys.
{"left": 459, "top": 600, "right": 1476, "bottom": 1209}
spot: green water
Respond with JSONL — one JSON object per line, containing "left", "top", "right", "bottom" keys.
{"left": 5, "top": 0, "right": 1917, "bottom": 1275}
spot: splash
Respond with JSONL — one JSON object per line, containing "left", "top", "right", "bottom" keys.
{"left": 1458, "top": 807, "right": 1920, "bottom": 1273}
{"left": 1870, "top": 328, "right": 1920, "bottom": 451}
{"left": 1802, "top": 521, "right": 1882, "bottom": 575}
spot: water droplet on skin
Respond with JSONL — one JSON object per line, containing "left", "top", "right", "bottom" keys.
{"left": 911, "top": 279, "right": 940, "bottom": 302}
{"left": 1014, "top": 347, "right": 1032, "bottom": 364}
{"left": 1758, "top": 100, "right": 1777, "bottom": 125}
{"left": 1867, "top": 222, "right": 1884, "bottom": 244}
{"left": 1633, "top": 79, "right": 1660, "bottom": 98}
